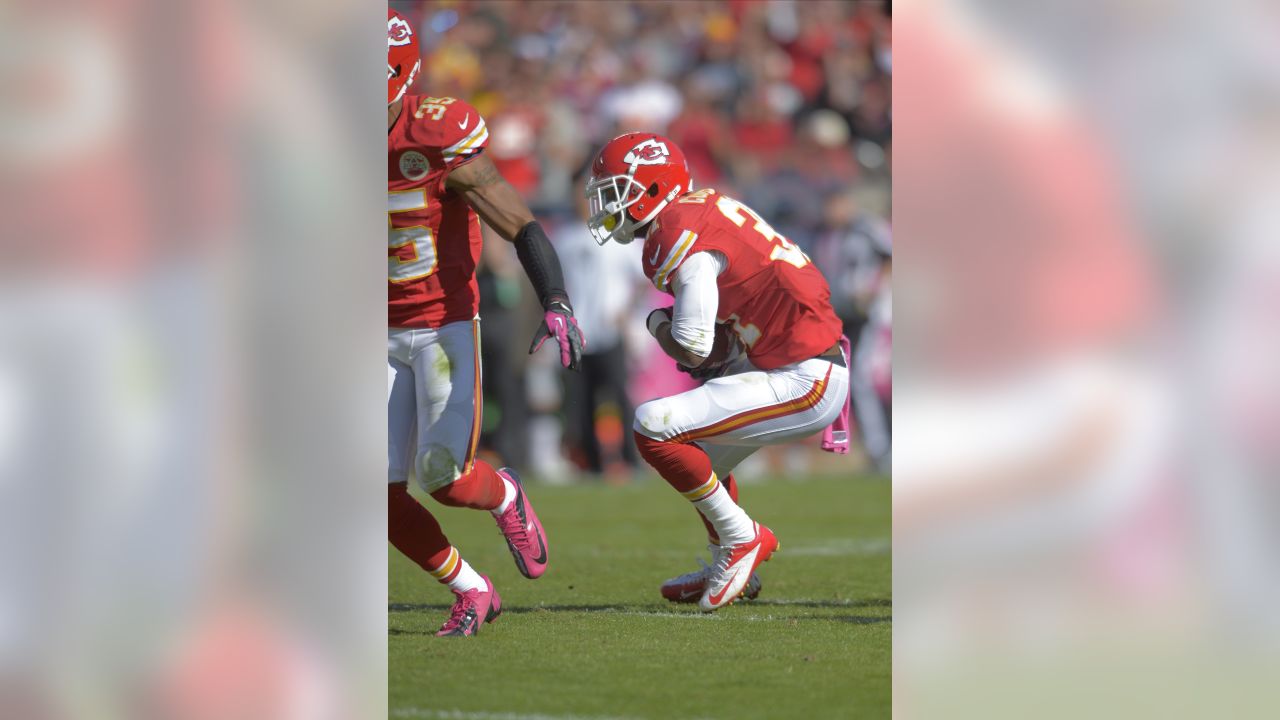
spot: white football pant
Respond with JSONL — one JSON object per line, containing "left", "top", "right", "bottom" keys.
{"left": 388, "top": 319, "right": 482, "bottom": 492}
{"left": 633, "top": 355, "right": 850, "bottom": 478}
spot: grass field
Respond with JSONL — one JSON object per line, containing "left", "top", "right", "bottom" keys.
{"left": 389, "top": 473, "right": 891, "bottom": 719}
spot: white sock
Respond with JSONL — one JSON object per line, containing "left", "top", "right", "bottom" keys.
{"left": 491, "top": 476, "right": 517, "bottom": 515}
{"left": 446, "top": 559, "right": 486, "bottom": 593}
{"left": 684, "top": 474, "right": 754, "bottom": 545}
{"left": 429, "top": 546, "right": 487, "bottom": 593}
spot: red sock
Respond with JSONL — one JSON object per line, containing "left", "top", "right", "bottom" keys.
{"left": 429, "top": 460, "right": 505, "bottom": 510}
{"left": 723, "top": 473, "right": 739, "bottom": 502}
{"left": 696, "top": 473, "right": 738, "bottom": 544}
{"left": 634, "top": 431, "right": 714, "bottom": 494}
{"left": 388, "top": 482, "right": 453, "bottom": 574}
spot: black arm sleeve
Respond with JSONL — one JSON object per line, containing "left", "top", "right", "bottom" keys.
{"left": 514, "top": 221, "right": 571, "bottom": 310}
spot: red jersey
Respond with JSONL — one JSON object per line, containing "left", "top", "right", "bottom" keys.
{"left": 642, "top": 188, "right": 843, "bottom": 370}
{"left": 387, "top": 94, "right": 490, "bottom": 328}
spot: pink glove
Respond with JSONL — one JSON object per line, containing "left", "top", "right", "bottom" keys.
{"left": 529, "top": 300, "right": 585, "bottom": 370}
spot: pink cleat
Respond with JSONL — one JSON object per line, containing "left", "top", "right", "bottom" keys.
{"left": 493, "top": 468, "right": 549, "bottom": 579}
{"left": 435, "top": 575, "right": 502, "bottom": 637}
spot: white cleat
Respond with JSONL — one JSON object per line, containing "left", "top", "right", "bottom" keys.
{"left": 699, "top": 523, "right": 779, "bottom": 612}
{"left": 660, "top": 545, "right": 762, "bottom": 604}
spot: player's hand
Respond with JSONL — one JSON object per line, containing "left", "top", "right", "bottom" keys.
{"left": 529, "top": 299, "right": 585, "bottom": 371}
{"left": 676, "top": 361, "right": 729, "bottom": 381}
{"left": 675, "top": 322, "right": 740, "bottom": 381}
{"left": 645, "top": 307, "right": 673, "bottom": 337}
{"left": 703, "top": 321, "right": 742, "bottom": 365}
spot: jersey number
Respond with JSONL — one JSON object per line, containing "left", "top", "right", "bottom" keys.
{"left": 389, "top": 189, "right": 437, "bottom": 283}
{"left": 714, "top": 196, "right": 810, "bottom": 269}
{"left": 414, "top": 96, "right": 456, "bottom": 121}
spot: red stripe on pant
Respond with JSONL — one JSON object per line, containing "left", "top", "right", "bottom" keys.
{"left": 462, "top": 318, "right": 483, "bottom": 473}
{"left": 668, "top": 365, "right": 832, "bottom": 444}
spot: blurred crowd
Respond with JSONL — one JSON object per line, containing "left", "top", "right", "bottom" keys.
{"left": 393, "top": 0, "right": 892, "bottom": 480}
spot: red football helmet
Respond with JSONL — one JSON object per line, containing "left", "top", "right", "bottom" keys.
{"left": 388, "top": 9, "right": 421, "bottom": 105}
{"left": 586, "top": 132, "right": 692, "bottom": 245}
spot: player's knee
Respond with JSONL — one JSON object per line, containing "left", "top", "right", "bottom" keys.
{"left": 415, "top": 444, "right": 461, "bottom": 493}
{"left": 632, "top": 429, "right": 666, "bottom": 466}
{"left": 429, "top": 464, "right": 496, "bottom": 509}
{"left": 634, "top": 399, "right": 674, "bottom": 440}
{"left": 428, "top": 462, "right": 473, "bottom": 507}
{"left": 429, "top": 479, "right": 467, "bottom": 507}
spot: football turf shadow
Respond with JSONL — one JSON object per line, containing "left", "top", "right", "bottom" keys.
{"left": 751, "top": 598, "right": 892, "bottom": 609}
{"left": 389, "top": 601, "right": 892, "bottom": 627}
{"left": 829, "top": 615, "right": 892, "bottom": 624}
{"left": 390, "top": 597, "right": 889, "bottom": 614}
{"left": 390, "top": 602, "right": 644, "bottom": 615}
{"left": 388, "top": 614, "right": 891, "bottom": 637}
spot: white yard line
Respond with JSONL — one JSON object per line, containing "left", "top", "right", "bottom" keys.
{"left": 609, "top": 610, "right": 721, "bottom": 620}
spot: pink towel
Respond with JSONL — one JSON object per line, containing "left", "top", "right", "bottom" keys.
{"left": 820, "top": 335, "right": 853, "bottom": 454}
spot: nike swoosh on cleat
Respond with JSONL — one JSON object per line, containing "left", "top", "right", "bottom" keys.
{"left": 515, "top": 491, "right": 528, "bottom": 524}
{"left": 458, "top": 114, "right": 469, "bottom": 130}
{"left": 706, "top": 575, "right": 741, "bottom": 606}
{"left": 707, "top": 547, "right": 759, "bottom": 606}
{"left": 529, "top": 533, "right": 547, "bottom": 565}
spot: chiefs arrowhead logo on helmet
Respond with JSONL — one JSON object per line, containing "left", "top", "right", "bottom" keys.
{"left": 388, "top": 16, "right": 414, "bottom": 46}
{"left": 623, "top": 139, "right": 671, "bottom": 167}
{"left": 585, "top": 133, "right": 690, "bottom": 246}
{"left": 388, "top": 9, "right": 421, "bottom": 105}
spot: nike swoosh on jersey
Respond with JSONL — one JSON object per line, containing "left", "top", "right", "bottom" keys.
{"left": 649, "top": 244, "right": 661, "bottom": 264}
{"left": 458, "top": 114, "right": 469, "bottom": 130}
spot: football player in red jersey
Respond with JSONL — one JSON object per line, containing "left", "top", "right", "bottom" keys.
{"left": 586, "top": 133, "right": 852, "bottom": 611}
{"left": 386, "top": 10, "right": 584, "bottom": 637}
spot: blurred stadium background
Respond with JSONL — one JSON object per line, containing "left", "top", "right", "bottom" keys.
{"left": 390, "top": 0, "right": 893, "bottom": 482}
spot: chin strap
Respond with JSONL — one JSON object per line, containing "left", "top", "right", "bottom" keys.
{"left": 641, "top": 185, "right": 683, "bottom": 226}
{"left": 613, "top": 184, "right": 682, "bottom": 245}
